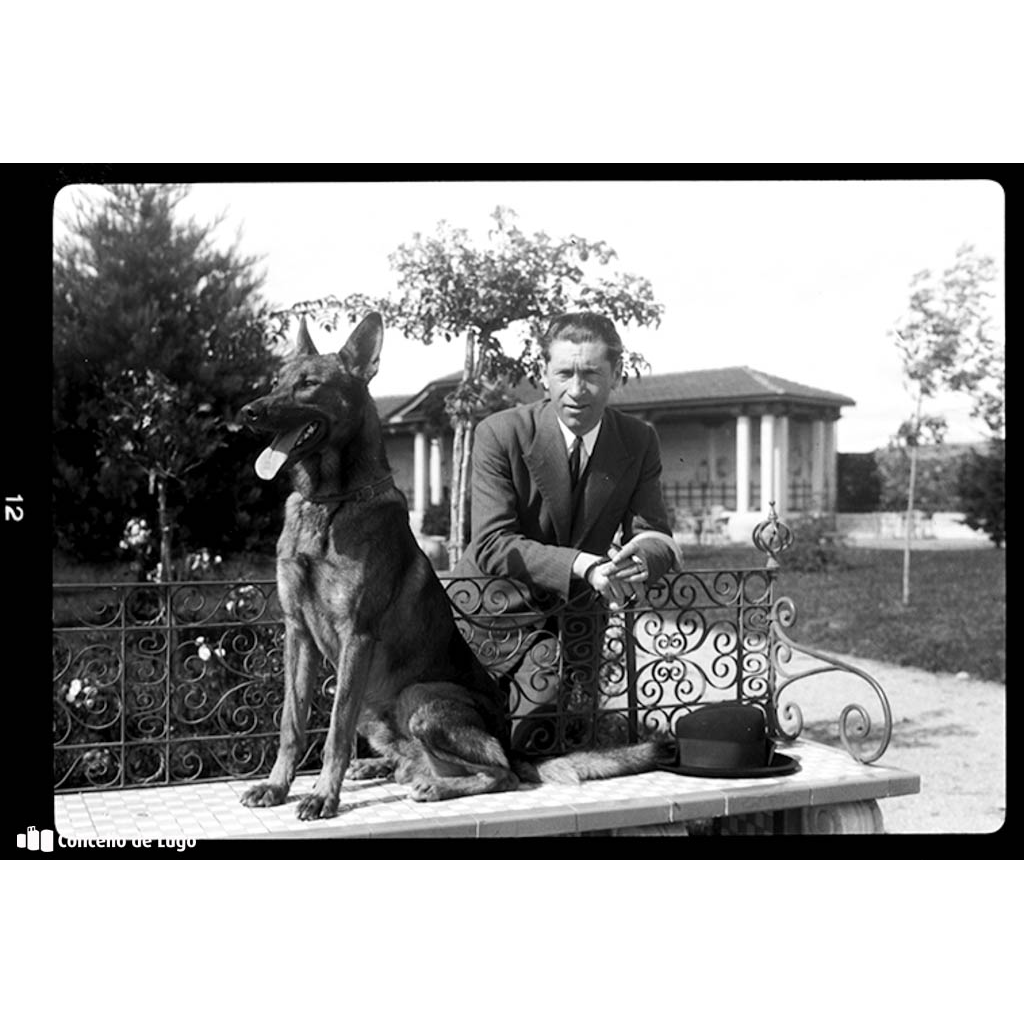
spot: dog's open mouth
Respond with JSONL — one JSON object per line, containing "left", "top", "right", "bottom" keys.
{"left": 255, "top": 420, "right": 325, "bottom": 480}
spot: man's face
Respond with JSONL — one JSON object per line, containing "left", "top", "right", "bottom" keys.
{"left": 542, "top": 338, "right": 622, "bottom": 436}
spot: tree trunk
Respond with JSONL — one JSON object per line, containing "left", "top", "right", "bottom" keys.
{"left": 446, "top": 330, "right": 486, "bottom": 565}
{"left": 157, "top": 476, "right": 174, "bottom": 582}
{"left": 456, "top": 419, "right": 476, "bottom": 558}
{"left": 448, "top": 418, "right": 467, "bottom": 564}
{"left": 902, "top": 441, "right": 918, "bottom": 607}
{"left": 900, "top": 390, "right": 926, "bottom": 607}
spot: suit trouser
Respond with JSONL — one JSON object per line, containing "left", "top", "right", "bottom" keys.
{"left": 464, "top": 590, "right": 609, "bottom": 756}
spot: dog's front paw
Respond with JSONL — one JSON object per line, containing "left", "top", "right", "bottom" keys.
{"left": 241, "top": 782, "right": 288, "bottom": 808}
{"left": 296, "top": 793, "right": 340, "bottom": 820}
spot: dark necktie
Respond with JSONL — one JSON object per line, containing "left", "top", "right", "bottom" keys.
{"left": 569, "top": 436, "right": 583, "bottom": 491}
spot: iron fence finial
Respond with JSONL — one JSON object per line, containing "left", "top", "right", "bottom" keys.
{"left": 752, "top": 501, "right": 794, "bottom": 569}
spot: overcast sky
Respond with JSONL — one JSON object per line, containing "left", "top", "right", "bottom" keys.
{"left": 54, "top": 178, "right": 1004, "bottom": 453}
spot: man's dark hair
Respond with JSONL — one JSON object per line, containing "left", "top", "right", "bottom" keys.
{"left": 540, "top": 312, "right": 623, "bottom": 367}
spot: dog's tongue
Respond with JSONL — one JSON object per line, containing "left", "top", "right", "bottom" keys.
{"left": 255, "top": 425, "right": 307, "bottom": 480}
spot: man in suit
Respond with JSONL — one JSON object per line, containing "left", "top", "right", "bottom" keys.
{"left": 453, "top": 311, "right": 681, "bottom": 753}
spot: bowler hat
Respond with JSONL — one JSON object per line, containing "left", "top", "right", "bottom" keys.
{"left": 668, "top": 703, "right": 799, "bottom": 778}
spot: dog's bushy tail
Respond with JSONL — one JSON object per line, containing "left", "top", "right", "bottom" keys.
{"left": 516, "top": 737, "right": 675, "bottom": 785}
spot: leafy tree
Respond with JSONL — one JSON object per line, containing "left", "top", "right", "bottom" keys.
{"left": 957, "top": 441, "right": 1005, "bottom": 547}
{"left": 910, "top": 244, "right": 1002, "bottom": 437}
{"left": 98, "top": 368, "right": 231, "bottom": 579}
{"left": 53, "top": 183, "right": 285, "bottom": 571}
{"left": 890, "top": 243, "right": 1001, "bottom": 605}
{"left": 875, "top": 444, "right": 964, "bottom": 515}
{"left": 888, "top": 339, "right": 946, "bottom": 607}
{"left": 285, "top": 206, "right": 663, "bottom": 560}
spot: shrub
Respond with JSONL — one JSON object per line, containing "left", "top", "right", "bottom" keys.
{"left": 957, "top": 441, "right": 1005, "bottom": 548}
{"left": 783, "top": 515, "right": 851, "bottom": 573}
{"left": 837, "top": 452, "right": 881, "bottom": 512}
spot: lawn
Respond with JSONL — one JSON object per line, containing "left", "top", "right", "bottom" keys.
{"left": 53, "top": 544, "right": 1006, "bottom": 683}
{"left": 683, "top": 542, "right": 1006, "bottom": 682}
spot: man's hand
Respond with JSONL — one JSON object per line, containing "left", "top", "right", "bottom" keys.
{"left": 573, "top": 533, "right": 682, "bottom": 611}
{"left": 611, "top": 532, "right": 683, "bottom": 584}
{"left": 574, "top": 551, "right": 645, "bottom": 611}
{"left": 605, "top": 542, "right": 649, "bottom": 609}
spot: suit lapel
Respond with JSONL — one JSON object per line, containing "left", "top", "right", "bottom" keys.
{"left": 523, "top": 402, "right": 573, "bottom": 545}
{"left": 570, "top": 411, "right": 632, "bottom": 547}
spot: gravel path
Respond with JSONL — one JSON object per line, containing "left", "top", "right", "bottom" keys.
{"left": 780, "top": 650, "right": 1005, "bottom": 833}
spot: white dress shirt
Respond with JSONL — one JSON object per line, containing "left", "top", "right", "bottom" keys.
{"left": 555, "top": 417, "right": 602, "bottom": 479}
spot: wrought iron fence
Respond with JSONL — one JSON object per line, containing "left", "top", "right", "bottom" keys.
{"left": 52, "top": 510, "right": 893, "bottom": 793}
{"left": 443, "top": 568, "right": 778, "bottom": 757}
{"left": 53, "top": 580, "right": 318, "bottom": 792}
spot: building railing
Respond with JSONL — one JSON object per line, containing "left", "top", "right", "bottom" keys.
{"left": 52, "top": 510, "right": 892, "bottom": 793}
{"left": 662, "top": 480, "right": 825, "bottom": 514}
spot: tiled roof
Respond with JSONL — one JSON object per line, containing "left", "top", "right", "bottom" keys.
{"left": 374, "top": 394, "right": 413, "bottom": 420}
{"left": 610, "top": 366, "right": 854, "bottom": 408}
{"left": 375, "top": 365, "right": 854, "bottom": 424}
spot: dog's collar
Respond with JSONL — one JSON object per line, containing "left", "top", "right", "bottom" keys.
{"left": 304, "top": 475, "right": 397, "bottom": 506}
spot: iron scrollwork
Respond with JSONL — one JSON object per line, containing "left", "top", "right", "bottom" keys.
{"left": 750, "top": 501, "right": 894, "bottom": 762}
{"left": 53, "top": 580, "right": 336, "bottom": 791}
{"left": 443, "top": 567, "right": 778, "bottom": 756}
{"left": 769, "top": 595, "right": 893, "bottom": 763}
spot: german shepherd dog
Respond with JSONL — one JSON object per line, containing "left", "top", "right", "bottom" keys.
{"left": 240, "top": 313, "right": 669, "bottom": 820}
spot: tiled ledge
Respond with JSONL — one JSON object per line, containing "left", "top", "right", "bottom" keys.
{"left": 53, "top": 740, "right": 920, "bottom": 840}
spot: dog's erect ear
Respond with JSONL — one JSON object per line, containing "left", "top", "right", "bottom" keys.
{"left": 293, "top": 316, "right": 319, "bottom": 357}
{"left": 338, "top": 312, "right": 384, "bottom": 382}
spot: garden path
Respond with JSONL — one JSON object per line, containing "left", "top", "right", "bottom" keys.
{"left": 785, "top": 648, "right": 1004, "bottom": 834}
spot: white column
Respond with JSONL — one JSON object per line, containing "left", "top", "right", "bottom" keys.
{"left": 735, "top": 415, "right": 750, "bottom": 513}
{"left": 811, "top": 419, "right": 826, "bottom": 514}
{"left": 824, "top": 419, "right": 838, "bottom": 511}
{"left": 429, "top": 437, "right": 443, "bottom": 506}
{"left": 760, "top": 413, "right": 775, "bottom": 514}
{"left": 775, "top": 414, "right": 789, "bottom": 518}
{"left": 413, "top": 430, "right": 428, "bottom": 519}
{"left": 706, "top": 427, "right": 717, "bottom": 508}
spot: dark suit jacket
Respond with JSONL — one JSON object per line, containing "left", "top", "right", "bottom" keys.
{"left": 454, "top": 399, "right": 674, "bottom": 601}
